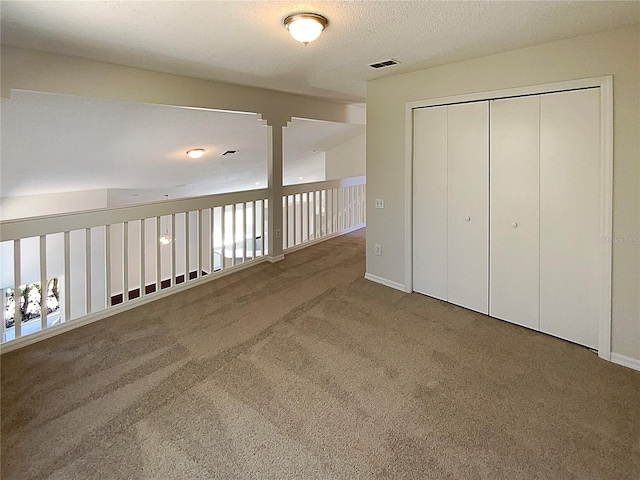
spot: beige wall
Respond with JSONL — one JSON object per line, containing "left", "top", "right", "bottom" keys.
{"left": 1, "top": 189, "right": 108, "bottom": 220}
{"left": 366, "top": 25, "right": 639, "bottom": 359}
{"left": 325, "top": 134, "right": 366, "bottom": 180}
{"left": 0, "top": 46, "right": 365, "bottom": 128}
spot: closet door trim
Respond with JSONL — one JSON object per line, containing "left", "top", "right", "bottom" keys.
{"left": 404, "top": 76, "right": 613, "bottom": 360}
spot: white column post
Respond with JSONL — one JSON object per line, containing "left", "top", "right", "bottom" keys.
{"left": 267, "top": 120, "right": 286, "bottom": 259}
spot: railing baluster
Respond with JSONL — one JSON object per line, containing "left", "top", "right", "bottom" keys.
{"left": 353, "top": 186, "right": 357, "bottom": 226}
{"left": 211, "top": 208, "right": 216, "bottom": 272}
{"left": 171, "top": 214, "right": 176, "bottom": 286}
{"left": 221, "top": 206, "right": 226, "bottom": 270}
{"left": 198, "top": 210, "right": 203, "bottom": 279}
{"left": 328, "top": 189, "right": 332, "bottom": 234}
{"left": 259, "top": 200, "right": 264, "bottom": 256}
{"left": 66, "top": 231, "right": 73, "bottom": 315}
{"left": 242, "top": 202, "right": 247, "bottom": 263}
{"left": 140, "top": 220, "right": 146, "bottom": 297}
{"left": 1, "top": 285, "right": 6, "bottom": 340}
{"left": 263, "top": 198, "right": 268, "bottom": 256}
{"left": 85, "top": 228, "right": 91, "bottom": 313}
{"left": 292, "top": 195, "right": 297, "bottom": 246}
{"left": 282, "top": 196, "right": 288, "bottom": 250}
{"left": 40, "top": 235, "right": 48, "bottom": 330}
{"left": 308, "top": 192, "right": 312, "bottom": 241}
{"left": 123, "top": 222, "right": 129, "bottom": 301}
{"left": 103, "top": 225, "right": 111, "bottom": 308}
{"left": 361, "top": 185, "right": 365, "bottom": 224}
{"left": 311, "top": 192, "right": 315, "bottom": 240}
{"left": 231, "top": 204, "right": 236, "bottom": 267}
{"left": 252, "top": 201, "right": 257, "bottom": 259}
{"left": 156, "top": 217, "right": 161, "bottom": 292}
{"left": 316, "top": 191, "right": 321, "bottom": 238}
{"left": 13, "top": 239, "right": 22, "bottom": 338}
{"left": 185, "top": 212, "right": 190, "bottom": 282}
{"left": 351, "top": 186, "right": 354, "bottom": 227}
{"left": 339, "top": 188, "right": 343, "bottom": 231}
{"left": 356, "top": 186, "right": 360, "bottom": 225}
{"left": 323, "top": 190, "right": 328, "bottom": 235}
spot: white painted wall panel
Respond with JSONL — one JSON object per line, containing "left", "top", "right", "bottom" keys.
{"left": 539, "top": 88, "right": 600, "bottom": 349}
{"left": 447, "top": 101, "right": 489, "bottom": 314}
{"left": 490, "top": 96, "right": 540, "bottom": 329}
{"left": 413, "top": 106, "right": 448, "bottom": 300}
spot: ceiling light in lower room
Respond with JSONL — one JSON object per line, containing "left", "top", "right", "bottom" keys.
{"left": 186, "top": 149, "right": 205, "bottom": 159}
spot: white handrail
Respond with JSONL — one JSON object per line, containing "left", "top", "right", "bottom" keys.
{"left": 282, "top": 176, "right": 365, "bottom": 196}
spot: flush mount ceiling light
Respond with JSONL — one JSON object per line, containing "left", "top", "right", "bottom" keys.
{"left": 284, "top": 13, "right": 328, "bottom": 45}
{"left": 186, "top": 148, "right": 205, "bottom": 159}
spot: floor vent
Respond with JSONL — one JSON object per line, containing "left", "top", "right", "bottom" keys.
{"left": 369, "top": 59, "right": 400, "bottom": 69}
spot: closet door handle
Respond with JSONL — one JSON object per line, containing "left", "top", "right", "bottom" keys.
{"left": 511, "top": 222, "right": 518, "bottom": 228}
{"left": 464, "top": 216, "right": 471, "bottom": 222}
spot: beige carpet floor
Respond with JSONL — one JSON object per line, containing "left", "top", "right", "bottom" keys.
{"left": 1, "top": 228, "right": 639, "bottom": 479}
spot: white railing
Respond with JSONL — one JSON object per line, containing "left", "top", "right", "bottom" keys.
{"left": 282, "top": 176, "right": 366, "bottom": 251}
{"left": 0, "top": 189, "right": 269, "bottom": 345}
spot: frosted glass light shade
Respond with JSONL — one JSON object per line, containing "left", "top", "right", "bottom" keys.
{"left": 284, "top": 14, "right": 328, "bottom": 45}
{"left": 186, "top": 149, "right": 205, "bottom": 159}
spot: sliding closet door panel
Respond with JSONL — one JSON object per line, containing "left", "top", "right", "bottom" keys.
{"left": 413, "top": 106, "right": 448, "bottom": 299}
{"left": 540, "top": 89, "right": 600, "bottom": 349}
{"left": 447, "top": 101, "right": 489, "bottom": 314}
{"left": 490, "top": 96, "right": 540, "bottom": 329}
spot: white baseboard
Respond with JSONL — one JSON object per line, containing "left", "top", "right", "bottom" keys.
{"left": 267, "top": 254, "right": 285, "bottom": 263}
{"left": 364, "top": 272, "right": 406, "bottom": 292}
{"left": 283, "top": 224, "right": 365, "bottom": 254}
{"left": 0, "top": 256, "right": 269, "bottom": 355}
{"left": 610, "top": 353, "right": 640, "bottom": 372}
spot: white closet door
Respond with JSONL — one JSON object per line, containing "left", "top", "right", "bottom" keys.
{"left": 413, "top": 106, "right": 448, "bottom": 300}
{"left": 540, "top": 88, "right": 600, "bottom": 349}
{"left": 447, "top": 101, "right": 489, "bottom": 314}
{"left": 490, "top": 96, "right": 540, "bottom": 329}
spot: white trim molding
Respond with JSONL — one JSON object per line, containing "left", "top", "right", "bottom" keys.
{"left": 610, "top": 353, "right": 640, "bottom": 372}
{"left": 364, "top": 272, "right": 406, "bottom": 292}
{"left": 404, "top": 76, "right": 614, "bottom": 361}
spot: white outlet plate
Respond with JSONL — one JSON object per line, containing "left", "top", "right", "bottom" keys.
{"left": 275, "top": 229, "right": 281, "bottom": 239}
{"left": 375, "top": 199, "right": 385, "bottom": 209}
{"left": 374, "top": 243, "right": 382, "bottom": 255}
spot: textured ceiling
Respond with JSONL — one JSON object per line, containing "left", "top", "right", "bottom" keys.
{"left": 2, "top": 1, "right": 638, "bottom": 102}
{"left": 1, "top": 91, "right": 363, "bottom": 203}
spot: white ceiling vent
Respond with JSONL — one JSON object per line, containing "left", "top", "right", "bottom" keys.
{"left": 222, "top": 150, "right": 237, "bottom": 156}
{"left": 369, "top": 59, "right": 400, "bottom": 69}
